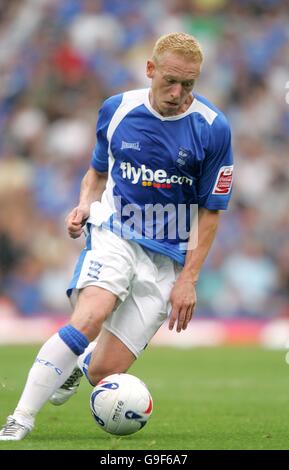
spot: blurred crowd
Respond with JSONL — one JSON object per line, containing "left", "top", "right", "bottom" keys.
{"left": 0, "top": 0, "right": 288, "bottom": 318}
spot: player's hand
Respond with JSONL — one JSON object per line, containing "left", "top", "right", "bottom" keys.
{"left": 66, "top": 206, "right": 89, "bottom": 239}
{"left": 169, "top": 277, "right": 197, "bottom": 332}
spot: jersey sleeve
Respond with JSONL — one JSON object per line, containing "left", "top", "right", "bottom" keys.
{"left": 197, "top": 115, "right": 234, "bottom": 210}
{"left": 91, "top": 94, "right": 123, "bottom": 173}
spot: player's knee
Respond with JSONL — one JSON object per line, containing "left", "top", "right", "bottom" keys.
{"left": 70, "top": 312, "right": 103, "bottom": 342}
{"left": 71, "top": 299, "right": 110, "bottom": 341}
{"left": 71, "top": 288, "right": 117, "bottom": 340}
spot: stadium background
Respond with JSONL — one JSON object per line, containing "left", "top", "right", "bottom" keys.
{"left": 0, "top": 0, "right": 289, "bottom": 347}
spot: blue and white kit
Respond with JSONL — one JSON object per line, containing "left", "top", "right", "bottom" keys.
{"left": 89, "top": 88, "right": 233, "bottom": 264}
{"left": 68, "top": 88, "right": 234, "bottom": 356}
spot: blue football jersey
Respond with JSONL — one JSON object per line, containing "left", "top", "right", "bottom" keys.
{"left": 89, "top": 88, "right": 233, "bottom": 265}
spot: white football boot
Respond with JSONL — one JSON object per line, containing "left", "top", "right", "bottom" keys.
{"left": 0, "top": 415, "right": 33, "bottom": 441}
{"left": 49, "top": 367, "right": 83, "bottom": 406}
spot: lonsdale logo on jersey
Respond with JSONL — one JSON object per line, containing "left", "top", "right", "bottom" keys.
{"left": 119, "top": 162, "right": 193, "bottom": 189}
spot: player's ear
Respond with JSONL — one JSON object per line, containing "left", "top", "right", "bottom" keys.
{"left": 146, "top": 60, "right": 155, "bottom": 79}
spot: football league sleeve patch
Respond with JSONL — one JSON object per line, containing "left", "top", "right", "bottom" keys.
{"left": 212, "top": 165, "right": 233, "bottom": 195}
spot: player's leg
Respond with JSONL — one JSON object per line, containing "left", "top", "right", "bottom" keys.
{"left": 49, "top": 281, "right": 117, "bottom": 406}
{"left": 49, "top": 340, "right": 97, "bottom": 406}
{"left": 0, "top": 286, "right": 117, "bottom": 441}
{"left": 85, "top": 328, "right": 136, "bottom": 385}
{"left": 49, "top": 225, "right": 135, "bottom": 405}
{"left": 49, "top": 282, "right": 121, "bottom": 406}
{"left": 79, "top": 247, "right": 179, "bottom": 385}
{"left": 50, "top": 323, "right": 137, "bottom": 405}
{"left": 49, "top": 244, "right": 181, "bottom": 415}
{"left": 0, "top": 226, "right": 134, "bottom": 440}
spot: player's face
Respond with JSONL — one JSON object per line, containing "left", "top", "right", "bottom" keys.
{"left": 146, "top": 52, "right": 201, "bottom": 117}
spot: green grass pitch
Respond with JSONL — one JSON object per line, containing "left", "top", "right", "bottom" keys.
{"left": 0, "top": 345, "right": 288, "bottom": 450}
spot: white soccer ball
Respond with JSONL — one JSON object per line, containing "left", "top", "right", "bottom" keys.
{"left": 90, "top": 373, "right": 153, "bottom": 435}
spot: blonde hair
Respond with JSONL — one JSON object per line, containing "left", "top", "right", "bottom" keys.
{"left": 152, "top": 32, "right": 203, "bottom": 64}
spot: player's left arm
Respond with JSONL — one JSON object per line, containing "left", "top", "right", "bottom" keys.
{"left": 169, "top": 207, "right": 220, "bottom": 332}
{"left": 169, "top": 113, "right": 233, "bottom": 332}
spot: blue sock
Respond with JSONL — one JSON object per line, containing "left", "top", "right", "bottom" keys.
{"left": 58, "top": 325, "right": 89, "bottom": 356}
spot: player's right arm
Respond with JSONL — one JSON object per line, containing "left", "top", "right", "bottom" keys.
{"left": 66, "top": 167, "right": 108, "bottom": 239}
{"left": 67, "top": 94, "right": 122, "bottom": 239}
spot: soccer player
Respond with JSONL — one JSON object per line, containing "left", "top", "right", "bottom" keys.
{"left": 0, "top": 32, "right": 233, "bottom": 440}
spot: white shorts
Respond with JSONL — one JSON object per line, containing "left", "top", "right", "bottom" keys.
{"left": 68, "top": 225, "right": 181, "bottom": 357}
